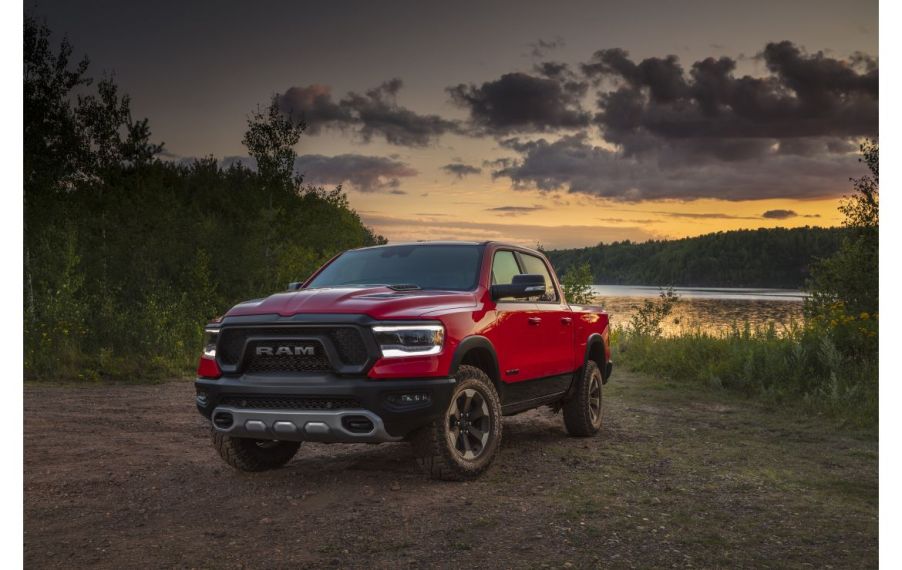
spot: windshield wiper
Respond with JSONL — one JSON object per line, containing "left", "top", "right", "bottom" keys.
{"left": 387, "top": 283, "right": 421, "bottom": 291}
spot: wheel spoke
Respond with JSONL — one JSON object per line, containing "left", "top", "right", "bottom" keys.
{"left": 461, "top": 431, "right": 472, "bottom": 454}
{"left": 462, "top": 391, "right": 474, "bottom": 414}
{"left": 473, "top": 397, "right": 489, "bottom": 420}
{"left": 468, "top": 425, "right": 487, "bottom": 444}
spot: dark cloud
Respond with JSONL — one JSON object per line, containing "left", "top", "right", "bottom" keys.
{"left": 343, "top": 79, "right": 461, "bottom": 146}
{"left": 762, "top": 209, "right": 797, "bottom": 219}
{"left": 489, "top": 41, "right": 876, "bottom": 201}
{"left": 528, "top": 37, "right": 565, "bottom": 58}
{"left": 294, "top": 153, "right": 417, "bottom": 192}
{"left": 173, "top": 153, "right": 416, "bottom": 193}
{"left": 276, "top": 79, "right": 460, "bottom": 146}
{"left": 583, "top": 42, "right": 877, "bottom": 161}
{"left": 487, "top": 205, "right": 546, "bottom": 216}
{"left": 656, "top": 211, "right": 760, "bottom": 220}
{"left": 442, "top": 163, "right": 482, "bottom": 178}
{"left": 448, "top": 72, "right": 590, "bottom": 134}
{"left": 492, "top": 133, "right": 861, "bottom": 201}
{"left": 275, "top": 85, "right": 354, "bottom": 134}
{"left": 603, "top": 208, "right": 761, "bottom": 220}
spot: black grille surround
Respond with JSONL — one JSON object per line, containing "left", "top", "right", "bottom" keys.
{"left": 220, "top": 395, "right": 362, "bottom": 410}
{"left": 215, "top": 324, "right": 373, "bottom": 375}
{"left": 243, "top": 340, "right": 332, "bottom": 373}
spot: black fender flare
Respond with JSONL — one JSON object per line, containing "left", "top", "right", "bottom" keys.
{"left": 450, "top": 335, "right": 503, "bottom": 396}
{"left": 583, "top": 332, "right": 611, "bottom": 383}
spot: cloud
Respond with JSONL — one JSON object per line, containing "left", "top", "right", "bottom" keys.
{"left": 441, "top": 163, "right": 482, "bottom": 178}
{"left": 582, "top": 42, "right": 877, "bottom": 161}
{"left": 762, "top": 209, "right": 798, "bottom": 219}
{"left": 528, "top": 37, "right": 565, "bottom": 58}
{"left": 276, "top": 79, "right": 459, "bottom": 146}
{"left": 487, "top": 205, "right": 546, "bottom": 216}
{"left": 597, "top": 217, "right": 660, "bottom": 224}
{"left": 448, "top": 72, "right": 590, "bottom": 134}
{"left": 274, "top": 84, "right": 353, "bottom": 134}
{"left": 492, "top": 132, "right": 862, "bottom": 201}
{"left": 653, "top": 211, "right": 759, "bottom": 220}
{"left": 360, "top": 213, "right": 658, "bottom": 249}
{"left": 294, "top": 153, "right": 418, "bottom": 192}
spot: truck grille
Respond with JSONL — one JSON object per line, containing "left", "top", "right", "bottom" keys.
{"left": 217, "top": 326, "right": 369, "bottom": 372}
{"left": 243, "top": 340, "right": 332, "bottom": 373}
{"left": 220, "top": 396, "right": 362, "bottom": 410}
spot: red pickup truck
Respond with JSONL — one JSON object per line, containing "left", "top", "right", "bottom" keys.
{"left": 195, "top": 241, "right": 612, "bottom": 480}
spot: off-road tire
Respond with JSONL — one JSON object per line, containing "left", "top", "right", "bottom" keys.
{"left": 563, "top": 360, "right": 604, "bottom": 437}
{"left": 411, "top": 365, "right": 503, "bottom": 481}
{"left": 211, "top": 430, "right": 301, "bottom": 472}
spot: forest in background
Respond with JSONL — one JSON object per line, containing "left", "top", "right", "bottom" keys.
{"left": 547, "top": 226, "right": 848, "bottom": 289}
{"left": 24, "top": 16, "right": 383, "bottom": 380}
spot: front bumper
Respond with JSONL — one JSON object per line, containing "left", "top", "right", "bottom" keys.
{"left": 195, "top": 374, "right": 456, "bottom": 442}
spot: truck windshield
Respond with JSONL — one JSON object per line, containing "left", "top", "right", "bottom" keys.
{"left": 306, "top": 244, "right": 483, "bottom": 291}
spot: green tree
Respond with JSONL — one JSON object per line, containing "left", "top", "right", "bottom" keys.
{"left": 242, "top": 98, "right": 304, "bottom": 191}
{"left": 807, "top": 140, "right": 878, "bottom": 316}
{"left": 23, "top": 16, "right": 384, "bottom": 380}
{"left": 561, "top": 262, "right": 595, "bottom": 305}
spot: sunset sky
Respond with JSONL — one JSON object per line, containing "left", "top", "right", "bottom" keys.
{"left": 33, "top": 0, "right": 878, "bottom": 248}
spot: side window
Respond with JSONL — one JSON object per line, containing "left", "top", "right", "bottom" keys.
{"left": 492, "top": 250, "right": 521, "bottom": 286}
{"left": 519, "top": 253, "right": 558, "bottom": 303}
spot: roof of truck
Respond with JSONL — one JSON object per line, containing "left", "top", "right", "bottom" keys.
{"left": 351, "top": 240, "right": 544, "bottom": 255}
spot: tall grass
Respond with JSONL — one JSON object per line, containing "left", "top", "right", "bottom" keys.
{"left": 613, "top": 294, "right": 877, "bottom": 428}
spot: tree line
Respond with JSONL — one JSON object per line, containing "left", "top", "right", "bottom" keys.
{"left": 24, "top": 16, "right": 383, "bottom": 380}
{"left": 546, "top": 226, "right": 848, "bottom": 289}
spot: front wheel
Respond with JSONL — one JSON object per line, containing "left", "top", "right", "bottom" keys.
{"left": 211, "top": 430, "right": 301, "bottom": 472}
{"left": 563, "top": 361, "right": 604, "bottom": 437}
{"left": 411, "top": 365, "right": 503, "bottom": 481}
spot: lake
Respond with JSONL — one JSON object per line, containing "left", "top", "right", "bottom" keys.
{"left": 590, "top": 285, "right": 808, "bottom": 336}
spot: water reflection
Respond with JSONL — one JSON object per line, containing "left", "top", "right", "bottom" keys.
{"left": 590, "top": 285, "right": 806, "bottom": 336}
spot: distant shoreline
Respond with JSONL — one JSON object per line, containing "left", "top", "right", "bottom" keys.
{"left": 546, "top": 226, "right": 847, "bottom": 290}
{"left": 590, "top": 284, "right": 809, "bottom": 302}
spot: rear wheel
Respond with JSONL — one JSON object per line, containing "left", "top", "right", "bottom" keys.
{"left": 563, "top": 361, "right": 604, "bottom": 437}
{"left": 411, "top": 365, "right": 502, "bottom": 481}
{"left": 211, "top": 430, "right": 301, "bottom": 472}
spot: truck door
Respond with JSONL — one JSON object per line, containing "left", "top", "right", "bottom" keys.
{"left": 516, "top": 252, "right": 574, "bottom": 379}
{"left": 489, "top": 250, "right": 542, "bottom": 383}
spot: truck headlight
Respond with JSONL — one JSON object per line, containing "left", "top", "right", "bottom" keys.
{"left": 372, "top": 324, "right": 444, "bottom": 358}
{"left": 202, "top": 327, "right": 220, "bottom": 359}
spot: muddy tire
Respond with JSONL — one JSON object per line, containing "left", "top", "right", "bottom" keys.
{"left": 563, "top": 361, "right": 604, "bottom": 437}
{"left": 411, "top": 365, "right": 503, "bottom": 481}
{"left": 211, "top": 430, "right": 301, "bottom": 472}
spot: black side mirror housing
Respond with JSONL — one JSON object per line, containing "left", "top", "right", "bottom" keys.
{"left": 490, "top": 274, "right": 546, "bottom": 300}
{"left": 287, "top": 281, "right": 303, "bottom": 291}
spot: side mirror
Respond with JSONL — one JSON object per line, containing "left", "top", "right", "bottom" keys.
{"left": 490, "top": 274, "right": 546, "bottom": 300}
{"left": 287, "top": 281, "right": 303, "bottom": 291}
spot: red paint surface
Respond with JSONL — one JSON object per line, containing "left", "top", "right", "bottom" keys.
{"left": 220, "top": 243, "right": 609, "bottom": 383}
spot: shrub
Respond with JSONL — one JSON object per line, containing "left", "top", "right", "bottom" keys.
{"left": 561, "top": 262, "right": 595, "bottom": 305}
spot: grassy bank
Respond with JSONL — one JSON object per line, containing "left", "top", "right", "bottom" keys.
{"left": 613, "top": 314, "right": 878, "bottom": 429}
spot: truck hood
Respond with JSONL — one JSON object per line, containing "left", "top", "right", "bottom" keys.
{"left": 224, "top": 286, "right": 479, "bottom": 320}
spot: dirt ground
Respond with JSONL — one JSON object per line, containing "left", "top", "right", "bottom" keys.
{"left": 24, "top": 371, "right": 877, "bottom": 569}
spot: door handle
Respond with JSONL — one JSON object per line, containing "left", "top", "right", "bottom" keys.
{"left": 527, "top": 317, "right": 542, "bottom": 325}
{"left": 561, "top": 317, "right": 572, "bottom": 325}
